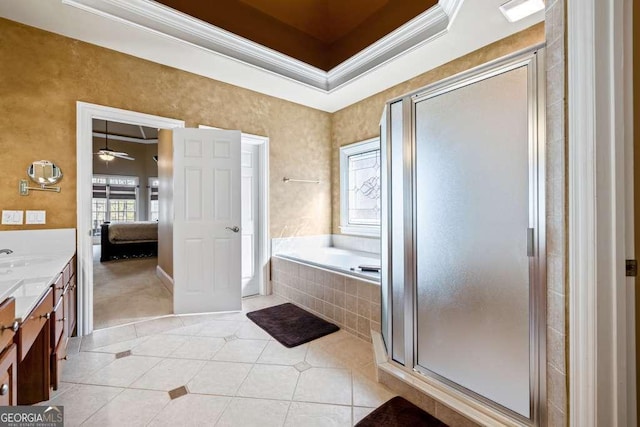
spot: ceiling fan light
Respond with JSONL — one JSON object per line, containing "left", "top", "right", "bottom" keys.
{"left": 99, "top": 152, "right": 115, "bottom": 162}
{"left": 499, "top": 0, "right": 544, "bottom": 22}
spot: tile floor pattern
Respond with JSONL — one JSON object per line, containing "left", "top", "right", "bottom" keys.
{"left": 42, "top": 295, "right": 396, "bottom": 426}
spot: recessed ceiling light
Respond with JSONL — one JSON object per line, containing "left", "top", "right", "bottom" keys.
{"left": 499, "top": 0, "right": 545, "bottom": 23}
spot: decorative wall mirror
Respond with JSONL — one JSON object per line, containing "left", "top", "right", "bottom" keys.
{"left": 19, "top": 160, "right": 63, "bottom": 195}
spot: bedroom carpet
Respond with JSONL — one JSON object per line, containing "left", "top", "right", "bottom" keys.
{"left": 93, "top": 245, "right": 172, "bottom": 330}
{"left": 246, "top": 302, "right": 340, "bottom": 347}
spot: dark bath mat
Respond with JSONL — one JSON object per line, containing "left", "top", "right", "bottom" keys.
{"left": 356, "top": 396, "right": 448, "bottom": 427}
{"left": 246, "top": 303, "right": 339, "bottom": 348}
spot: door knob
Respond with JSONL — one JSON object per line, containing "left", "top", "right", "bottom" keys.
{"left": 225, "top": 226, "right": 240, "bottom": 233}
{"left": 0, "top": 383, "right": 8, "bottom": 396}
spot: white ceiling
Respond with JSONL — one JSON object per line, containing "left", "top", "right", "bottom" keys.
{"left": 0, "top": 0, "right": 543, "bottom": 112}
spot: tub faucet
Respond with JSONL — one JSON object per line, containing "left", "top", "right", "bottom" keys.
{"left": 0, "top": 249, "right": 13, "bottom": 255}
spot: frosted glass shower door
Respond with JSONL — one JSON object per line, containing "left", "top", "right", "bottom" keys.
{"left": 414, "top": 66, "right": 531, "bottom": 417}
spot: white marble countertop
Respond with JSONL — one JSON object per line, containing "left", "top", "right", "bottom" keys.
{"left": 0, "top": 229, "right": 76, "bottom": 322}
{"left": 0, "top": 253, "right": 75, "bottom": 322}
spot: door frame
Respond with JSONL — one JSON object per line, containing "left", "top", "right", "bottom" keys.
{"left": 199, "top": 126, "right": 270, "bottom": 297}
{"left": 76, "top": 102, "right": 185, "bottom": 336}
{"left": 567, "top": 0, "right": 636, "bottom": 424}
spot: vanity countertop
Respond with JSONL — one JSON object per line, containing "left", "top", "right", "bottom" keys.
{"left": 0, "top": 252, "right": 75, "bottom": 322}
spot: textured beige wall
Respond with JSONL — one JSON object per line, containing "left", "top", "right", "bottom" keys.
{"left": 0, "top": 18, "right": 331, "bottom": 238}
{"left": 330, "top": 23, "right": 545, "bottom": 234}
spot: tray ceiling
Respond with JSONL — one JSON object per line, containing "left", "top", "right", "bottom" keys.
{"left": 155, "top": 0, "right": 437, "bottom": 70}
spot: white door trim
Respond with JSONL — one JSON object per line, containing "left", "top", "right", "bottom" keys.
{"left": 199, "top": 126, "right": 270, "bottom": 296}
{"left": 567, "top": 0, "right": 636, "bottom": 425}
{"left": 76, "top": 102, "right": 184, "bottom": 336}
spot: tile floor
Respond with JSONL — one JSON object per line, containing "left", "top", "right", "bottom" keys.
{"left": 42, "top": 295, "right": 396, "bottom": 426}
{"left": 93, "top": 246, "right": 172, "bottom": 329}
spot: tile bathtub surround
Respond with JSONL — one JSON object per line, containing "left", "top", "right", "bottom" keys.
{"left": 271, "top": 256, "right": 381, "bottom": 342}
{"left": 42, "top": 295, "right": 394, "bottom": 426}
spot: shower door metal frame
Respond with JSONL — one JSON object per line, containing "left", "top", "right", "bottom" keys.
{"left": 383, "top": 47, "right": 546, "bottom": 426}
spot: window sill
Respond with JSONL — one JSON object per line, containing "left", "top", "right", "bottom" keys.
{"left": 339, "top": 225, "right": 381, "bottom": 238}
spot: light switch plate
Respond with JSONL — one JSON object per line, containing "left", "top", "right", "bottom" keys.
{"left": 2, "top": 210, "right": 24, "bottom": 225}
{"left": 25, "top": 210, "right": 46, "bottom": 225}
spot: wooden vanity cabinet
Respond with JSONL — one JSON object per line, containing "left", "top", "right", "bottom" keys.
{"left": 50, "top": 256, "right": 76, "bottom": 390}
{"left": 0, "top": 298, "right": 18, "bottom": 406}
{"left": 16, "top": 289, "right": 52, "bottom": 405}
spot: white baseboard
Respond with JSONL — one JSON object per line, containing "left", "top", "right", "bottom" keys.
{"left": 156, "top": 265, "right": 173, "bottom": 294}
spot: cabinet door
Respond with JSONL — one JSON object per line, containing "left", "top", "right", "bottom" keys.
{"left": 0, "top": 344, "right": 18, "bottom": 406}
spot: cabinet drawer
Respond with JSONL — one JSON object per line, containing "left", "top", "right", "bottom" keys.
{"left": 0, "top": 298, "right": 17, "bottom": 352}
{"left": 51, "top": 297, "right": 65, "bottom": 349}
{"left": 0, "top": 344, "right": 17, "bottom": 406}
{"left": 62, "top": 262, "right": 71, "bottom": 286}
{"left": 69, "top": 256, "right": 76, "bottom": 281}
{"left": 17, "top": 288, "right": 53, "bottom": 362}
{"left": 52, "top": 273, "right": 65, "bottom": 305}
{"left": 65, "top": 276, "right": 77, "bottom": 337}
{"left": 50, "top": 337, "right": 66, "bottom": 391}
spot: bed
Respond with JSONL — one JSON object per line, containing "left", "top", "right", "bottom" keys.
{"left": 100, "top": 221, "right": 158, "bottom": 262}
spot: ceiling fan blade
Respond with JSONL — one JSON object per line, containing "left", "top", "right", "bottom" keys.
{"left": 113, "top": 153, "right": 135, "bottom": 160}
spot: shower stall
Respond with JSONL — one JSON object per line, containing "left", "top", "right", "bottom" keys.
{"left": 380, "top": 49, "right": 546, "bottom": 424}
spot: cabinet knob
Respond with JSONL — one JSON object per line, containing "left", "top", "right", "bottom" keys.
{"left": 0, "top": 383, "right": 9, "bottom": 396}
{"left": 1, "top": 321, "right": 19, "bottom": 333}
{"left": 58, "top": 317, "right": 66, "bottom": 322}
{"left": 60, "top": 356, "right": 67, "bottom": 361}
{"left": 40, "top": 313, "right": 50, "bottom": 320}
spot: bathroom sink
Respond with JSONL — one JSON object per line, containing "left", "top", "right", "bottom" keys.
{"left": 0, "top": 256, "right": 56, "bottom": 269}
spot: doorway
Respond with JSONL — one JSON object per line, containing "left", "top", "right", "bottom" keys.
{"left": 76, "top": 102, "right": 185, "bottom": 336}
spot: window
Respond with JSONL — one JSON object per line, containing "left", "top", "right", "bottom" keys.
{"left": 340, "top": 138, "right": 381, "bottom": 236}
{"left": 91, "top": 175, "right": 139, "bottom": 237}
{"left": 148, "top": 177, "right": 159, "bottom": 221}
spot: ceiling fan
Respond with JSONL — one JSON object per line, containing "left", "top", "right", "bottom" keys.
{"left": 94, "top": 121, "right": 135, "bottom": 162}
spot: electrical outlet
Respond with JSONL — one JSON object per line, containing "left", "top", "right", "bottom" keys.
{"left": 2, "top": 210, "right": 24, "bottom": 225}
{"left": 25, "top": 210, "right": 46, "bottom": 225}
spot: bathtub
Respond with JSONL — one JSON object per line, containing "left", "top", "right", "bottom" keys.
{"left": 275, "top": 247, "right": 380, "bottom": 282}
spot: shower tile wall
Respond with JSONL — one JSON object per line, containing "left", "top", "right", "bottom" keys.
{"left": 271, "top": 257, "right": 381, "bottom": 342}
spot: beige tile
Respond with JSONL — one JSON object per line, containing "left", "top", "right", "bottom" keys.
{"left": 345, "top": 279, "right": 359, "bottom": 296}
{"left": 345, "top": 311, "right": 357, "bottom": 330}
{"left": 160, "top": 323, "right": 206, "bottom": 336}
{"left": 41, "top": 384, "right": 123, "bottom": 426}
{"left": 212, "top": 339, "right": 268, "bottom": 363}
{"left": 352, "top": 407, "right": 375, "bottom": 425}
{"left": 435, "top": 402, "right": 480, "bottom": 427}
{"left": 357, "top": 282, "right": 371, "bottom": 301}
{"left": 334, "top": 307, "right": 345, "bottom": 326}
{"left": 357, "top": 317, "right": 371, "bottom": 338}
{"left": 334, "top": 291, "right": 346, "bottom": 308}
{"left": 237, "top": 364, "right": 299, "bottom": 400}
{"left": 345, "top": 295, "right": 357, "bottom": 313}
{"left": 148, "top": 394, "right": 231, "bottom": 427}
{"left": 216, "top": 397, "right": 289, "bottom": 427}
{"left": 187, "top": 361, "right": 252, "bottom": 396}
{"left": 357, "top": 299, "right": 370, "bottom": 318}
{"left": 547, "top": 400, "right": 567, "bottom": 426}
{"left": 61, "top": 351, "right": 115, "bottom": 383}
{"left": 285, "top": 402, "right": 351, "bottom": 427}
{"left": 196, "top": 320, "right": 244, "bottom": 338}
{"left": 323, "top": 302, "right": 335, "bottom": 320}
{"left": 370, "top": 286, "right": 381, "bottom": 304}
{"left": 66, "top": 336, "right": 82, "bottom": 356}
{"left": 293, "top": 367, "right": 352, "bottom": 405}
{"left": 324, "top": 287, "right": 335, "bottom": 304}
{"left": 83, "top": 388, "right": 170, "bottom": 427}
{"left": 352, "top": 373, "right": 395, "bottom": 407}
{"left": 80, "top": 325, "right": 138, "bottom": 351}
{"left": 236, "top": 322, "right": 272, "bottom": 340}
{"left": 131, "top": 334, "right": 189, "bottom": 357}
{"left": 82, "top": 355, "right": 162, "bottom": 387}
{"left": 305, "top": 346, "right": 346, "bottom": 369}
{"left": 548, "top": 365, "right": 567, "bottom": 412}
{"left": 370, "top": 303, "right": 380, "bottom": 323}
{"left": 332, "top": 275, "right": 345, "bottom": 293}
{"left": 130, "top": 358, "right": 205, "bottom": 391}
{"left": 257, "top": 340, "right": 308, "bottom": 365}
{"left": 134, "top": 317, "right": 185, "bottom": 337}
{"left": 169, "top": 336, "right": 226, "bottom": 360}
{"left": 88, "top": 337, "right": 150, "bottom": 354}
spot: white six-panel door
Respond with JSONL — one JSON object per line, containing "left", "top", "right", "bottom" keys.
{"left": 173, "top": 128, "right": 242, "bottom": 314}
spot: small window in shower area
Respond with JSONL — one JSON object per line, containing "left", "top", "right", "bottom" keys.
{"left": 339, "top": 137, "right": 381, "bottom": 236}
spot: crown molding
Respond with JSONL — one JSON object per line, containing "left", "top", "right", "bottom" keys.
{"left": 61, "top": 0, "right": 463, "bottom": 92}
